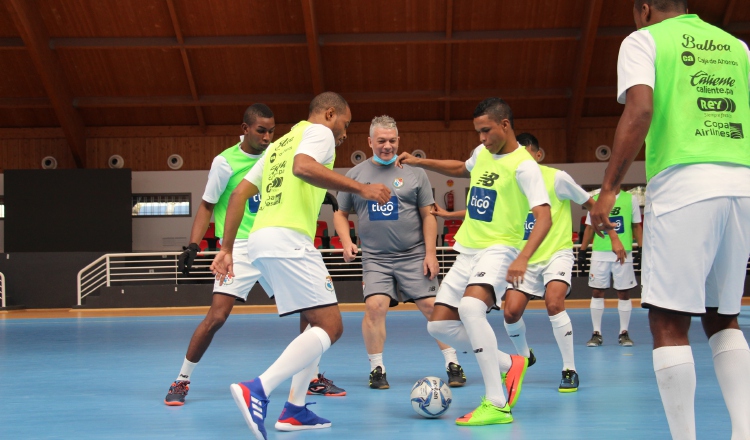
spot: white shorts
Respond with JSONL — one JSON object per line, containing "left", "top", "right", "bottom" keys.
{"left": 588, "top": 260, "right": 637, "bottom": 290}
{"left": 213, "top": 239, "right": 272, "bottom": 301}
{"left": 508, "top": 249, "right": 574, "bottom": 298}
{"left": 642, "top": 197, "right": 750, "bottom": 315}
{"left": 250, "top": 247, "right": 338, "bottom": 317}
{"left": 436, "top": 245, "right": 518, "bottom": 310}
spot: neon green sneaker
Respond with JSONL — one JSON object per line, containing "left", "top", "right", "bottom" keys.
{"left": 455, "top": 397, "right": 513, "bottom": 426}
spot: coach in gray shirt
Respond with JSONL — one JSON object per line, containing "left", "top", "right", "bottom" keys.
{"left": 335, "top": 115, "right": 466, "bottom": 390}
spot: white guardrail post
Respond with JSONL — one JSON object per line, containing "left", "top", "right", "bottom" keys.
{"left": 0, "top": 271, "right": 5, "bottom": 308}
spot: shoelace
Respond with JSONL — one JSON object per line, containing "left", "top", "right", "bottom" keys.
{"left": 317, "top": 373, "right": 334, "bottom": 386}
{"left": 171, "top": 381, "right": 190, "bottom": 394}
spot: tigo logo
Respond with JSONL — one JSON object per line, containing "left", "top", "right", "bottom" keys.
{"left": 368, "top": 196, "right": 399, "bottom": 221}
{"left": 248, "top": 194, "right": 261, "bottom": 213}
{"left": 467, "top": 187, "right": 496, "bottom": 222}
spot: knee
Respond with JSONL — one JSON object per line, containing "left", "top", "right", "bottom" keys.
{"left": 203, "top": 311, "right": 229, "bottom": 333}
{"left": 546, "top": 302, "right": 564, "bottom": 316}
{"left": 364, "top": 299, "right": 389, "bottom": 321}
{"left": 504, "top": 308, "right": 522, "bottom": 324}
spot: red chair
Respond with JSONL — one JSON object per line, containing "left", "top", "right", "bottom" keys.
{"left": 445, "top": 219, "right": 463, "bottom": 227}
{"left": 347, "top": 220, "right": 356, "bottom": 240}
{"left": 443, "top": 233, "right": 456, "bottom": 247}
{"left": 199, "top": 240, "right": 209, "bottom": 251}
{"left": 204, "top": 222, "right": 216, "bottom": 239}
{"left": 215, "top": 241, "right": 222, "bottom": 250}
{"left": 314, "top": 236, "right": 323, "bottom": 249}
{"left": 316, "top": 220, "right": 328, "bottom": 237}
{"left": 445, "top": 224, "right": 461, "bottom": 235}
{"left": 572, "top": 232, "right": 579, "bottom": 242}
{"left": 330, "top": 236, "right": 344, "bottom": 249}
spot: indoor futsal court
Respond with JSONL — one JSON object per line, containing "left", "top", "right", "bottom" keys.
{"left": 2, "top": 305, "right": 749, "bottom": 439}
{"left": 1, "top": 1, "right": 750, "bottom": 439}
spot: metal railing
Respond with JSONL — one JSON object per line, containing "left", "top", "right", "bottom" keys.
{"left": 0, "top": 271, "right": 5, "bottom": 308}
{"left": 76, "top": 245, "right": 674, "bottom": 307}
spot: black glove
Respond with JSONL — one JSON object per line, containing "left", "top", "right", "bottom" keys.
{"left": 322, "top": 191, "right": 339, "bottom": 212}
{"left": 178, "top": 243, "right": 200, "bottom": 275}
{"left": 577, "top": 249, "right": 588, "bottom": 273}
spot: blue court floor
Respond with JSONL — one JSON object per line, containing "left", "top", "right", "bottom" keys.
{"left": 1, "top": 307, "right": 748, "bottom": 439}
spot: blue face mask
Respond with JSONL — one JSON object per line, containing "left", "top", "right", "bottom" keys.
{"left": 372, "top": 154, "right": 397, "bottom": 166}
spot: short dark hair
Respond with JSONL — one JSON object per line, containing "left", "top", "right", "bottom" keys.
{"left": 243, "top": 103, "right": 274, "bottom": 126}
{"left": 309, "top": 91, "right": 349, "bottom": 116}
{"left": 635, "top": 0, "right": 687, "bottom": 12}
{"left": 517, "top": 133, "right": 540, "bottom": 152}
{"left": 473, "top": 97, "right": 514, "bottom": 129}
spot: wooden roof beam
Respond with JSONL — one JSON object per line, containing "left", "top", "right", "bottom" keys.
{"left": 166, "top": 0, "right": 205, "bottom": 129}
{"left": 301, "top": 0, "right": 325, "bottom": 95}
{"left": 566, "top": 0, "right": 604, "bottom": 163}
{"left": 443, "top": 0, "right": 453, "bottom": 128}
{"left": 5, "top": 0, "right": 86, "bottom": 168}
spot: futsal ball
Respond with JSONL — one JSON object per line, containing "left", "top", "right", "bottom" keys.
{"left": 410, "top": 376, "right": 452, "bottom": 418}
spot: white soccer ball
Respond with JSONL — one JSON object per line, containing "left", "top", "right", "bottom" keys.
{"left": 410, "top": 376, "right": 452, "bottom": 418}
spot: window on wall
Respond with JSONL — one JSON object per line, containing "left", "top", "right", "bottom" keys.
{"left": 132, "top": 194, "right": 191, "bottom": 217}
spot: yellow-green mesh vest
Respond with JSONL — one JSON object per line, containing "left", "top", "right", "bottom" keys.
{"left": 592, "top": 191, "right": 634, "bottom": 252}
{"left": 455, "top": 146, "right": 533, "bottom": 250}
{"left": 524, "top": 166, "right": 573, "bottom": 264}
{"left": 214, "top": 143, "right": 263, "bottom": 240}
{"left": 642, "top": 14, "right": 750, "bottom": 181}
{"left": 250, "top": 121, "right": 335, "bottom": 239}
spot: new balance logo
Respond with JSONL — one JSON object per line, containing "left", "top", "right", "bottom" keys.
{"left": 475, "top": 272, "right": 486, "bottom": 277}
{"left": 565, "top": 331, "right": 572, "bottom": 337}
{"left": 179, "top": 374, "right": 189, "bottom": 379}
{"left": 476, "top": 171, "right": 500, "bottom": 187}
{"left": 509, "top": 334, "right": 520, "bottom": 338}
{"left": 428, "top": 286, "right": 436, "bottom": 292}
{"left": 473, "top": 348, "right": 483, "bottom": 353}
{"left": 558, "top": 271, "right": 566, "bottom": 276}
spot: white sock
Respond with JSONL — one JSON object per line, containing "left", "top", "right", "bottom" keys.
{"left": 550, "top": 311, "right": 576, "bottom": 371}
{"left": 441, "top": 348, "right": 459, "bottom": 368}
{"left": 504, "top": 318, "right": 530, "bottom": 357}
{"left": 258, "top": 326, "right": 331, "bottom": 396}
{"left": 618, "top": 299, "right": 632, "bottom": 333}
{"left": 177, "top": 358, "right": 197, "bottom": 381}
{"left": 653, "top": 345, "right": 696, "bottom": 440}
{"left": 459, "top": 296, "right": 507, "bottom": 408}
{"left": 368, "top": 353, "right": 384, "bottom": 373}
{"left": 709, "top": 329, "right": 750, "bottom": 439}
{"left": 590, "top": 298, "right": 604, "bottom": 333}
{"left": 428, "top": 320, "right": 511, "bottom": 372}
{"left": 288, "top": 355, "right": 321, "bottom": 406}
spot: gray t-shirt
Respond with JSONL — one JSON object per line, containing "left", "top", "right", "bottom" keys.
{"left": 338, "top": 160, "right": 434, "bottom": 255}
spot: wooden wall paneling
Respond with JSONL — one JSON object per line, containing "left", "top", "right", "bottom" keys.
{"left": 175, "top": 0, "right": 304, "bottom": 37}
{"left": 582, "top": 97, "right": 624, "bottom": 118}
{"left": 166, "top": 0, "right": 204, "bottom": 129}
{"left": 347, "top": 102, "right": 444, "bottom": 124}
{"left": 202, "top": 105, "right": 307, "bottom": 126}
{"left": 0, "top": 2, "right": 17, "bottom": 37}
{"left": 187, "top": 47, "right": 312, "bottom": 96}
{"left": 0, "top": 137, "right": 73, "bottom": 171}
{"left": 38, "top": 0, "right": 174, "bottom": 37}
{"left": 452, "top": 0, "right": 585, "bottom": 31}
{"left": 502, "top": 98, "right": 569, "bottom": 119}
{"left": 58, "top": 49, "right": 191, "bottom": 97}
{"left": 315, "top": 0, "right": 446, "bottom": 34}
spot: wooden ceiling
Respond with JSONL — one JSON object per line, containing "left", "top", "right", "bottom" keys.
{"left": 1, "top": 0, "right": 748, "bottom": 167}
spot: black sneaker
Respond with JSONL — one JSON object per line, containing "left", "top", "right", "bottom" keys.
{"left": 446, "top": 362, "right": 467, "bottom": 387}
{"left": 618, "top": 331, "right": 634, "bottom": 347}
{"left": 369, "top": 366, "right": 389, "bottom": 389}
{"left": 164, "top": 380, "right": 190, "bottom": 406}
{"left": 558, "top": 370, "right": 579, "bottom": 393}
{"left": 586, "top": 332, "right": 603, "bottom": 347}
{"left": 527, "top": 348, "right": 536, "bottom": 367}
{"left": 307, "top": 373, "right": 346, "bottom": 396}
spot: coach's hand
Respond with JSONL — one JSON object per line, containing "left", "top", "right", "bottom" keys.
{"left": 342, "top": 242, "right": 359, "bottom": 263}
{"left": 210, "top": 250, "right": 234, "bottom": 285}
{"left": 577, "top": 249, "right": 588, "bottom": 273}
{"left": 424, "top": 254, "right": 439, "bottom": 280}
{"left": 178, "top": 242, "right": 200, "bottom": 275}
{"left": 359, "top": 183, "right": 391, "bottom": 205}
{"left": 395, "top": 152, "right": 418, "bottom": 169}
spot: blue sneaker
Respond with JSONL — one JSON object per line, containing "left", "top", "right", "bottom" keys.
{"left": 230, "top": 378, "right": 269, "bottom": 440}
{"left": 275, "top": 401, "right": 332, "bottom": 431}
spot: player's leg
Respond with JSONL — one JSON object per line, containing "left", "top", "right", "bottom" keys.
{"left": 363, "top": 294, "right": 393, "bottom": 389}
{"left": 301, "top": 311, "right": 345, "bottom": 396}
{"left": 641, "top": 198, "right": 733, "bottom": 440}
{"left": 700, "top": 197, "right": 750, "bottom": 439}
{"left": 503, "top": 289, "right": 531, "bottom": 358}
{"left": 165, "top": 293, "right": 235, "bottom": 406}
{"left": 613, "top": 258, "right": 637, "bottom": 346}
{"left": 415, "top": 296, "right": 465, "bottom": 387}
{"left": 587, "top": 260, "right": 609, "bottom": 346}
{"left": 546, "top": 281, "right": 578, "bottom": 391}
